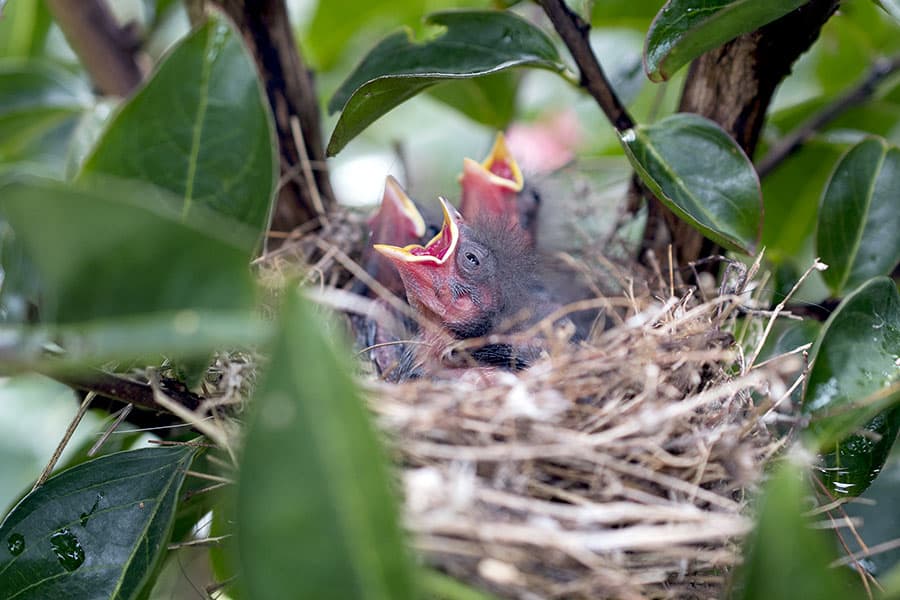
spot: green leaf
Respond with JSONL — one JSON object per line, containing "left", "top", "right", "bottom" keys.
{"left": 237, "top": 288, "right": 415, "bottom": 599}
{"left": 874, "top": 0, "right": 900, "bottom": 24}
{"left": 816, "top": 137, "right": 900, "bottom": 296}
{"left": 0, "top": 176, "right": 256, "bottom": 324}
{"left": 305, "top": 0, "right": 426, "bottom": 70}
{"left": 803, "top": 277, "right": 900, "bottom": 495}
{"left": 0, "top": 446, "right": 197, "bottom": 600}
{"left": 80, "top": 17, "right": 277, "bottom": 253}
{"left": 731, "top": 458, "right": 863, "bottom": 600}
{"left": 427, "top": 70, "right": 519, "bottom": 129}
{"left": 644, "top": 0, "right": 807, "bottom": 82}
{"left": 327, "top": 10, "right": 567, "bottom": 156}
{"left": 620, "top": 113, "right": 762, "bottom": 253}
{"left": 0, "top": 60, "right": 91, "bottom": 163}
{"left": 0, "top": 0, "right": 52, "bottom": 58}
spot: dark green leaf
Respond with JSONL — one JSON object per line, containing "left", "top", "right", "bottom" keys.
{"left": 0, "top": 446, "right": 196, "bottom": 600}
{"left": 731, "top": 458, "right": 863, "bottom": 600}
{"left": 0, "top": 60, "right": 91, "bottom": 163}
{"left": 620, "top": 113, "right": 762, "bottom": 253}
{"left": 644, "top": 0, "right": 806, "bottom": 82}
{"left": 427, "top": 70, "right": 519, "bottom": 129}
{"left": 80, "top": 17, "right": 277, "bottom": 253}
{"left": 803, "top": 277, "right": 900, "bottom": 495}
{"left": 816, "top": 138, "right": 900, "bottom": 295}
{"left": 760, "top": 142, "right": 846, "bottom": 265}
{"left": 237, "top": 289, "right": 415, "bottom": 599}
{"left": 0, "top": 176, "right": 256, "bottom": 325}
{"left": 327, "top": 10, "right": 567, "bottom": 155}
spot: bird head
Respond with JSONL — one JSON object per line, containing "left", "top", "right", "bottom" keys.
{"left": 361, "top": 176, "right": 427, "bottom": 296}
{"left": 459, "top": 133, "right": 524, "bottom": 228}
{"left": 374, "top": 198, "right": 535, "bottom": 339}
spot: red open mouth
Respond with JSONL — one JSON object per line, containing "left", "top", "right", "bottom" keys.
{"left": 374, "top": 197, "right": 460, "bottom": 265}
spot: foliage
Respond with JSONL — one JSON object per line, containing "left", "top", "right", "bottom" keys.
{"left": 0, "top": 0, "right": 899, "bottom": 598}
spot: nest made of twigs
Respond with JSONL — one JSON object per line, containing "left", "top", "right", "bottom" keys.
{"left": 256, "top": 211, "right": 799, "bottom": 600}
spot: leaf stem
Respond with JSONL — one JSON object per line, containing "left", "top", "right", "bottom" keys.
{"left": 538, "top": 0, "right": 635, "bottom": 132}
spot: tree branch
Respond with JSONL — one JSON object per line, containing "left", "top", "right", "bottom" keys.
{"left": 46, "top": 0, "right": 143, "bottom": 97}
{"left": 210, "top": 0, "right": 336, "bottom": 234}
{"left": 640, "top": 0, "right": 840, "bottom": 267}
{"left": 538, "top": 0, "right": 635, "bottom": 132}
{"left": 757, "top": 53, "right": 900, "bottom": 177}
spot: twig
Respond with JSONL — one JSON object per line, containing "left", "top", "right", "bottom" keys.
{"left": 33, "top": 392, "right": 96, "bottom": 490}
{"left": 46, "top": 0, "right": 143, "bottom": 97}
{"left": 538, "top": 0, "right": 635, "bottom": 132}
{"left": 88, "top": 403, "right": 132, "bottom": 456}
{"left": 757, "top": 54, "right": 900, "bottom": 177}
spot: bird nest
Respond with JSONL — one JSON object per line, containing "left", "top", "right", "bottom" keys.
{"left": 261, "top": 216, "right": 798, "bottom": 600}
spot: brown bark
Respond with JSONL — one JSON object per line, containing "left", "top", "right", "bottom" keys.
{"left": 640, "top": 0, "right": 840, "bottom": 268}
{"left": 45, "top": 0, "right": 143, "bottom": 97}
{"left": 211, "top": 0, "right": 336, "bottom": 235}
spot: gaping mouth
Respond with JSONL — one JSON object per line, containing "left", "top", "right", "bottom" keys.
{"left": 374, "top": 197, "right": 459, "bottom": 264}
{"left": 384, "top": 176, "right": 426, "bottom": 238}
{"left": 465, "top": 132, "right": 523, "bottom": 192}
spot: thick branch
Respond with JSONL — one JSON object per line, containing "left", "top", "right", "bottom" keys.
{"left": 46, "top": 0, "right": 143, "bottom": 96}
{"left": 211, "top": 0, "right": 336, "bottom": 234}
{"left": 757, "top": 53, "right": 900, "bottom": 177}
{"left": 641, "top": 0, "right": 840, "bottom": 267}
{"left": 538, "top": 0, "right": 634, "bottom": 132}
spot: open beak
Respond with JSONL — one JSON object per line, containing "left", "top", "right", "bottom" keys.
{"left": 459, "top": 132, "right": 524, "bottom": 223}
{"left": 374, "top": 197, "right": 460, "bottom": 265}
{"left": 367, "top": 175, "right": 427, "bottom": 244}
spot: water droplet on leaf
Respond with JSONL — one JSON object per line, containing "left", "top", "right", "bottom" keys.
{"left": 7, "top": 533, "right": 24, "bottom": 556}
{"left": 50, "top": 528, "right": 85, "bottom": 571}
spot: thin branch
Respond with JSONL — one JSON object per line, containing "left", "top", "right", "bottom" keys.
{"left": 757, "top": 53, "right": 900, "bottom": 177}
{"left": 538, "top": 0, "right": 635, "bottom": 132}
{"left": 33, "top": 392, "right": 96, "bottom": 490}
{"left": 56, "top": 369, "right": 204, "bottom": 413}
{"left": 46, "top": 0, "right": 143, "bottom": 97}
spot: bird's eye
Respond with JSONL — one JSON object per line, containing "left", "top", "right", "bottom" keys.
{"left": 465, "top": 251, "right": 480, "bottom": 266}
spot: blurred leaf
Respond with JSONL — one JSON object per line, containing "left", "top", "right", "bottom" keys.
{"left": 427, "top": 70, "right": 519, "bottom": 128}
{"left": 0, "top": 176, "right": 256, "bottom": 324}
{"left": 591, "top": 0, "right": 663, "bottom": 26}
{"left": 0, "top": 0, "right": 52, "bottom": 58}
{"left": 875, "top": 0, "right": 900, "bottom": 23}
{"left": 644, "top": 0, "right": 806, "bottom": 82}
{"left": 237, "top": 289, "right": 415, "bottom": 599}
{"left": 327, "top": 10, "right": 567, "bottom": 155}
{"left": 80, "top": 17, "right": 277, "bottom": 253}
{"left": 0, "top": 60, "right": 91, "bottom": 162}
{"left": 816, "top": 138, "right": 900, "bottom": 296}
{"left": 306, "top": 0, "right": 425, "bottom": 70}
{"left": 422, "top": 569, "right": 499, "bottom": 600}
{"left": 0, "top": 446, "right": 196, "bottom": 600}
{"left": 804, "top": 277, "right": 900, "bottom": 496}
{"left": 884, "top": 558, "right": 900, "bottom": 599}
{"left": 619, "top": 113, "right": 762, "bottom": 254}
{"left": 731, "top": 458, "right": 863, "bottom": 600}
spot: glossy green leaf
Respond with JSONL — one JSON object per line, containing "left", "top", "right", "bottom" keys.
{"left": 0, "top": 60, "right": 91, "bottom": 162}
{"left": 816, "top": 138, "right": 900, "bottom": 296}
{"left": 427, "top": 70, "right": 519, "bottom": 129}
{"left": 237, "top": 289, "right": 415, "bottom": 599}
{"left": 0, "top": 176, "right": 256, "bottom": 324}
{"left": 875, "top": 0, "right": 900, "bottom": 24}
{"left": 80, "top": 17, "right": 277, "bottom": 253}
{"left": 0, "top": 0, "right": 51, "bottom": 58}
{"left": 620, "top": 113, "right": 762, "bottom": 253}
{"left": 731, "top": 458, "right": 863, "bottom": 600}
{"left": 327, "top": 10, "right": 567, "bottom": 155}
{"left": 644, "top": 0, "right": 806, "bottom": 82}
{"left": 0, "top": 446, "right": 196, "bottom": 600}
{"left": 803, "top": 277, "right": 900, "bottom": 496}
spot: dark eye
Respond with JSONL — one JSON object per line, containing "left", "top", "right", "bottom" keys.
{"left": 465, "top": 251, "right": 480, "bottom": 266}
